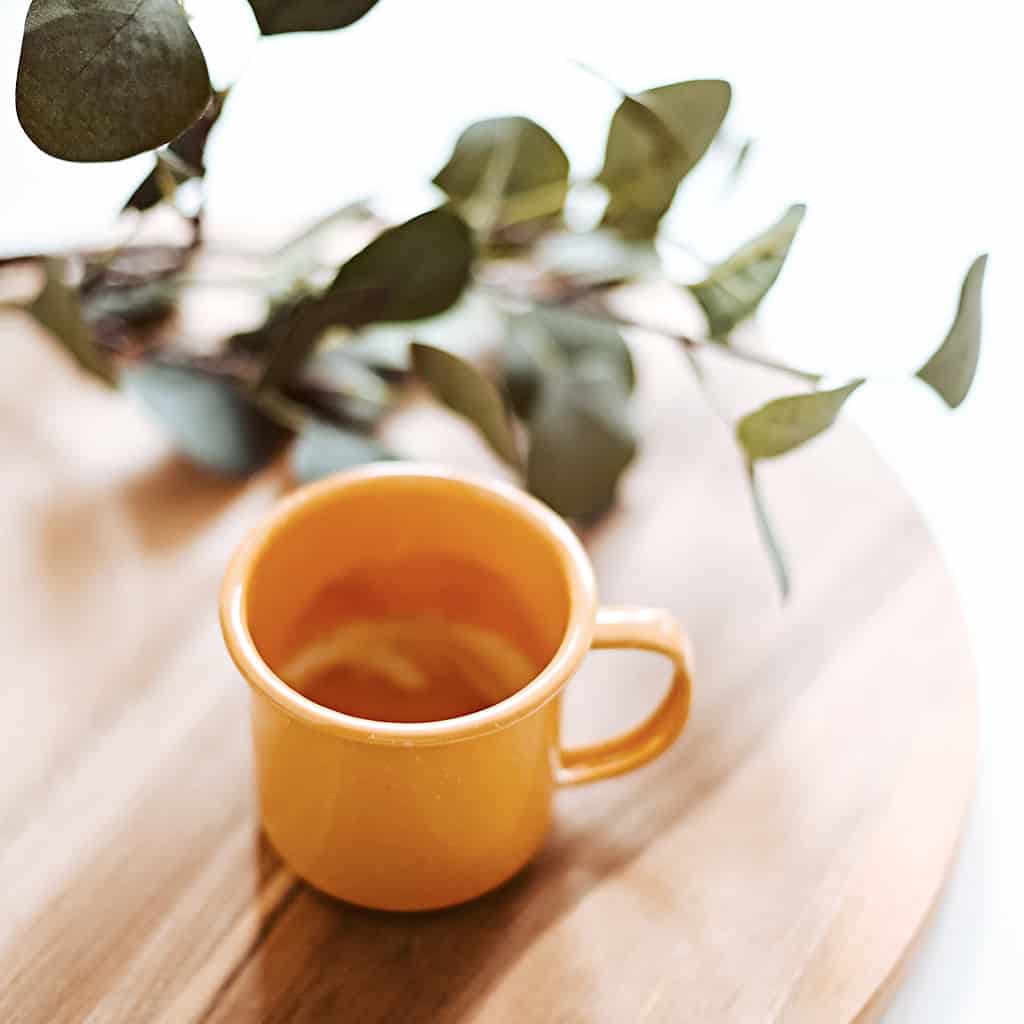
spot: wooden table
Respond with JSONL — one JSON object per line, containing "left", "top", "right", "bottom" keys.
{"left": 0, "top": 311, "right": 975, "bottom": 1022}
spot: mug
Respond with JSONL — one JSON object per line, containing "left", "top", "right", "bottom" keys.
{"left": 220, "top": 463, "right": 693, "bottom": 911}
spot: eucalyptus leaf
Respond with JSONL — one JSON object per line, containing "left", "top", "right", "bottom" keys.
{"left": 261, "top": 208, "right": 475, "bottom": 386}
{"left": 689, "top": 204, "right": 806, "bottom": 340}
{"left": 527, "top": 376, "right": 637, "bottom": 521}
{"left": 737, "top": 379, "right": 864, "bottom": 462}
{"left": 597, "top": 80, "right": 732, "bottom": 238}
{"left": 434, "top": 116, "right": 570, "bottom": 234}
{"left": 291, "top": 420, "right": 392, "bottom": 482}
{"left": 916, "top": 254, "right": 988, "bottom": 408}
{"left": 411, "top": 343, "right": 521, "bottom": 468}
{"left": 248, "top": 0, "right": 379, "bottom": 34}
{"left": 123, "top": 362, "right": 286, "bottom": 475}
{"left": 17, "top": 0, "right": 211, "bottom": 162}
{"left": 325, "top": 208, "right": 475, "bottom": 325}
{"left": 745, "top": 462, "right": 790, "bottom": 598}
{"left": 30, "top": 260, "right": 115, "bottom": 386}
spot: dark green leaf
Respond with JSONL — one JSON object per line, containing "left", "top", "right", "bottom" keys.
{"left": 534, "top": 230, "right": 659, "bottom": 284}
{"left": 597, "top": 80, "right": 732, "bottom": 238}
{"left": 248, "top": 0, "right": 379, "bottom": 34}
{"left": 326, "top": 208, "right": 475, "bottom": 328}
{"left": 737, "top": 380, "right": 864, "bottom": 462}
{"left": 123, "top": 362, "right": 286, "bottom": 475}
{"left": 411, "top": 343, "right": 521, "bottom": 468}
{"left": 689, "top": 204, "right": 806, "bottom": 340}
{"left": 17, "top": 0, "right": 211, "bottom": 162}
{"left": 261, "top": 209, "right": 475, "bottom": 386}
{"left": 125, "top": 90, "right": 227, "bottom": 211}
{"left": 30, "top": 260, "right": 115, "bottom": 386}
{"left": 916, "top": 254, "right": 988, "bottom": 408}
{"left": 745, "top": 461, "right": 790, "bottom": 598}
{"left": 526, "top": 376, "right": 637, "bottom": 521}
{"left": 291, "top": 421, "right": 392, "bottom": 483}
{"left": 434, "top": 116, "right": 570, "bottom": 235}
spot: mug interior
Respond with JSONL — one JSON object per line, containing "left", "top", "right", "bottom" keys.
{"left": 238, "top": 467, "right": 588, "bottom": 727}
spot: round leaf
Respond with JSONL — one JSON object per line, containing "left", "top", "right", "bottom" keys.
{"left": 123, "top": 362, "right": 286, "bottom": 475}
{"left": 17, "top": 0, "right": 211, "bottom": 162}
{"left": 434, "top": 116, "right": 570, "bottom": 233}
{"left": 916, "top": 254, "right": 988, "bottom": 408}
{"left": 248, "top": 0, "right": 379, "bottom": 34}
{"left": 411, "top": 343, "right": 521, "bottom": 468}
{"left": 737, "top": 380, "right": 865, "bottom": 462}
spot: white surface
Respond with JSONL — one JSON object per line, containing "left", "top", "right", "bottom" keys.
{"left": 1, "top": 2, "right": 1021, "bottom": 1018}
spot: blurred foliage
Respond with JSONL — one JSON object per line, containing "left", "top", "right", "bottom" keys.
{"left": 6, "top": 1, "right": 988, "bottom": 595}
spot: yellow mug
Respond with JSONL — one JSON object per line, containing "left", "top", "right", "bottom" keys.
{"left": 220, "top": 464, "right": 692, "bottom": 911}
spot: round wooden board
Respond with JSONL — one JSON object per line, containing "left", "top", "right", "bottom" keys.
{"left": 0, "top": 311, "right": 975, "bottom": 1023}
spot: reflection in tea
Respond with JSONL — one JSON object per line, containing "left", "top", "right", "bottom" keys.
{"left": 283, "top": 617, "right": 537, "bottom": 723}
{"left": 278, "top": 554, "right": 544, "bottom": 724}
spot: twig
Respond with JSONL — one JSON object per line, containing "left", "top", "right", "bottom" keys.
{"left": 481, "top": 279, "right": 823, "bottom": 385}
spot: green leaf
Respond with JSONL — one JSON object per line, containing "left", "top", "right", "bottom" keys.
{"left": 526, "top": 376, "right": 637, "bottom": 521}
{"left": 123, "top": 362, "right": 286, "bottom": 475}
{"left": 433, "top": 116, "right": 570, "bottom": 235}
{"left": 689, "top": 204, "right": 806, "bottom": 340}
{"left": 30, "top": 259, "right": 115, "bottom": 386}
{"left": 291, "top": 421, "right": 392, "bottom": 483}
{"left": 125, "top": 90, "right": 227, "bottom": 211}
{"left": 17, "top": 0, "right": 211, "bottom": 163}
{"left": 325, "top": 207, "right": 475, "bottom": 325}
{"left": 737, "top": 380, "right": 864, "bottom": 462}
{"left": 597, "top": 80, "right": 732, "bottom": 238}
{"left": 261, "top": 208, "right": 475, "bottom": 386}
{"left": 411, "top": 343, "right": 521, "bottom": 469}
{"left": 247, "top": 0, "right": 379, "bottom": 34}
{"left": 916, "top": 254, "right": 988, "bottom": 408}
{"left": 534, "top": 230, "right": 659, "bottom": 284}
{"left": 745, "top": 461, "right": 790, "bottom": 598}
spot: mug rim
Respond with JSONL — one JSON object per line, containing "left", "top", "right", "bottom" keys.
{"left": 219, "top": 462, "right": 598, "bottom": 745}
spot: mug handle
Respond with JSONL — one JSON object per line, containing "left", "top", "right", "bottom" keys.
{"left": 555, "top": 605, "right": 693, "bottom": 786}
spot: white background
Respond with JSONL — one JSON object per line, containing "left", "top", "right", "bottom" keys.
{"left": 1, "top": 2, "right": 1020, "bottom": 1019}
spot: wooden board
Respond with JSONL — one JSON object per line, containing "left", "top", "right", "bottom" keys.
{"left": 0, "top": 309, "right": 975, "bottom": 1023}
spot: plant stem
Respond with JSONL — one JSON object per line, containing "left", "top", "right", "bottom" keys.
{"left": 482, "top": 279, "right": 823, "bottom": 385}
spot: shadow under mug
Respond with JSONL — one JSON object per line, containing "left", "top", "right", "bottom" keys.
{"left": 220, "top": 463, "right": 693, "bottom": 911}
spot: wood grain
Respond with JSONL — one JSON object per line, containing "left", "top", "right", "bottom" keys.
{"left": 0, "top": 308, "right": 975, "bottom": 1023}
